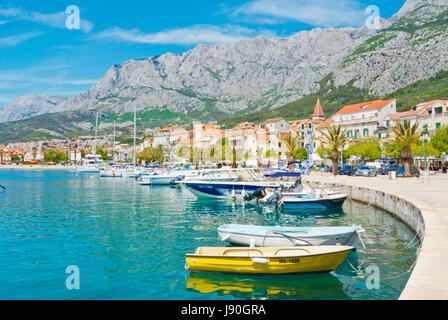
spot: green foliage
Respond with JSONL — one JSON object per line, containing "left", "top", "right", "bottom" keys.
{"left": 138, "top": 147, "right": 163, "bottom": 163}
{"left": 220, "top": 75, "right": 374, "bottom": 129}
{"left": 411, "top": 141, "right": 440, "bottom": 158}
{"left": 293, "top": 148, "right": 308, "bottom": 160}
{"left": 385, "top": 70, "right": 448, "bottom": 112}
{"left": 430, "top": 125, "right": 448, "bottom": 154}
{"left": 346, "top": 33, "right": 397, "bottom": 62}
{"left": 44, "top": 149, "right": 67, "bottom": 163}
{"left": 385, "top": 143, "right": 402, "bottom": 158}
{"left": 265, "top": 149, "right": 278, "bottom": 159}
{"left": 344, "top": 139, "right": 383, "bottom": 160}
{"left": 10, "top": 154, "right": 21, "bottom": 162}
{"left": 316, "top": 146, "right": 330, "bottom": 159}
{"left": 86, "top": 147, "right": 109, "bottom": 160}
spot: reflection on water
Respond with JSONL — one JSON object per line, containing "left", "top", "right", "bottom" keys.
{"left": 187, "top": 272, "right": 350, "bottom": 300}
{"left": 0, "top": 170, "right": 419, "bottom": 300}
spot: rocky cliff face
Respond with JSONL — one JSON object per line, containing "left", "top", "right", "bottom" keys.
{"left": 55, "top": 27, "right": 370, "bottom": 118}
{"left": 1, "top": 0, "right": 448, "bottom": 125}
{"left": 0, "top": 95, "right": 68, "bottom": 122}
{"left": 332, "top": 0, "right": 448, "bottom": 95}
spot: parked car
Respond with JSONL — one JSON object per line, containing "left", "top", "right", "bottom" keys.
{"left": 396, "top": 166, "right": 420, "bottom": 178}
{"left": 339, "top": 165, "right": 356, "bottom": 176}
{"left": 355, "top": 166, "right": 378, "bottom": 177}
{"left": 378, "top": 164, "right": 400, "bottom": 175}
{"left": 365, "top": 162, "right": 382, "bottom": 170}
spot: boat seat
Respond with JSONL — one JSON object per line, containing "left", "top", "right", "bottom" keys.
{"left": 275, "top": 248, "right": 310, "bottom": 256}
{"left": 223, "top": 249, "right": 263, "bottom": 257}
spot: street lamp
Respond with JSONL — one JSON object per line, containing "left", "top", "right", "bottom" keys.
{"left": 422, "top": 129, "right": 429, "bottom": 173}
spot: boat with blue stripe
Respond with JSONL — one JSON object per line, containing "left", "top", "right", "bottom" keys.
{"left": 181, "top": 180, "right": 288, "bottom": 199}
{"left": 280, "top": 193, "right": 347, "bottom": 210}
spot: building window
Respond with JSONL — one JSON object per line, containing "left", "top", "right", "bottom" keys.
{"left": 436, "top": 123, "right": 441, "bottom": 129}
{"left": 378, "top": 133, "right": 381, "bottom": 139}
{"left": 363, "top": 129, "right": 369, "bottom": 137}
{"left": 354, "top": 130, "right": 359, "bottom": 139}
{"left": 278, "top": 143, "right": 281, "bottom": 148}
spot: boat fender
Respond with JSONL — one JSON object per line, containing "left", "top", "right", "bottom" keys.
{"left": 250, "top": 239, "right": 255, "bottom": 248}
{"left": 251, "top": 257, "right": 269, "bottom": 264}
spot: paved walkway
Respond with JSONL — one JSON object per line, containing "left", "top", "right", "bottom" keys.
{"left": 304, "top": 173, "right": 448, "bottom": 300}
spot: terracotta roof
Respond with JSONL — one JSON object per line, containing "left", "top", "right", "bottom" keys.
{"left": 260, "top": 118, "right": 285, "bottom": 124}
{"left": 316, "top": 117, "right": 333, "bottom": 129}
{"left": 335, "top": 99, "right": 395, "bottom": 116}
{"left": 0, "top": 144, "right": 6, "bottom": 149}
{"left": 3, "top": 147, "right": 27, "bottom": 154}
{"left": 389, "top": 100, "right": 446, "bottom": 120}
{"left": 313, "top": 99, "right": 325, "bottom": 117}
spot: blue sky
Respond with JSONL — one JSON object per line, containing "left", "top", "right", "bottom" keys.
{"left": 0, "top": 0, "right": 406, "bottom": 106}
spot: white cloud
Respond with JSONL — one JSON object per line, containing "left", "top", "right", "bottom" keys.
{"left": 234, "top": 0, "right": 366, "bottom": 28}
{"left": 0, "top": 32, "right": 43, "bottom": 47}
{"left": 92, "top": 24, "right": 274, "bottom": 45}
{"left": 0, "top": 6, "right": 93, "bottom": 32}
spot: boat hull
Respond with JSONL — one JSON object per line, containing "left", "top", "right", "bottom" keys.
{"left": 77, "top": 167, "right": 100, "bottom": 173}
{"left": 218, "top": 225, "right": 359, "bottom": 247}
{"left": 281, "top": 194, "right": 347, "bottom": 210}
{"left": 182, "top": 181, "right": 283, "bottom": 199}
{"left": 139, "top": 176, "right": 176, "bottom": 185}
{"left": 186, "top": 246, "right": 354, "bottom": 275}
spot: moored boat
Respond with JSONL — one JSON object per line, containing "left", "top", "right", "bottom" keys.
{"left": 185, "top": 246, "right": 355, "bottom": 275}
{"left": 280, "top": 193, "right": 347, "bottom": 210}
{"left": 218, "top": 224, "right": 362, "bottom": 247}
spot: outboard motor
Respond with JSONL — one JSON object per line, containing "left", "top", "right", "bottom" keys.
{"left": 244, "top": 188, "right": 266, "bottom": 201}
{"left": 260, "top": 189, "right": 283, "bottom": 204}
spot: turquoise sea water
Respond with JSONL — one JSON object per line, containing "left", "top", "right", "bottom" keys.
{"left": 0, "top": 170, "right": 419, "bottom": 300}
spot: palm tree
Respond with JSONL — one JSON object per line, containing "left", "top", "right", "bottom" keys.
{"left": 389, "top": 120, "right": 423, "bottom": 177}
{"left": 316, "top": 125, "right": 349, "bottom": 176}
{"left": 281, "top": 134, "right": 302, "bottom": 172}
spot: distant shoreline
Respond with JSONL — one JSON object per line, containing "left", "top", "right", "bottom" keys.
{"left": 0, "top": 165, "right": 77, "bottom": 171}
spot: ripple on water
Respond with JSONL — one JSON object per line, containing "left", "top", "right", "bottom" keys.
{"left": 0, "top": 170, "right": 419, "bottom": 300}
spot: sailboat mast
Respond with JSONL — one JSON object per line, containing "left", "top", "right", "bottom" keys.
{"left": 94, "top": 112, "right": 98, "bottom": 156}
{"left": 133, "top": 105, "right": 136, "bottom": 169}
{"left": 113, "top": 121, "right": 116, "bottom": 163}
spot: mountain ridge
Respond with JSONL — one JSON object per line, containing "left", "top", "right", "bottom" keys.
{"left": 1, "top": 0, "right": 448, "bottom": 143}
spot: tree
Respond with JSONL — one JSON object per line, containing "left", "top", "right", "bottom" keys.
{"left": 232, "top": 147, "right": 237, "bottom": 168}
{"left": 293, "top": 148, "right": 308, "bottom": 161}
{"left": 281, "top": 134, "right": 302, "bottom": 172}
{"left": 86, "top": 147, "right": 109, "bottom": 160}
{"left": 430, "top": 125, "right": 448, "bottom": 155}
{"left": 315, "top": 125, "right": 349, "bottom": 176}
{"left": 389, "top": 120, "right": 423, "bottom": 177}
{"left": 410, "top": 141, "right": 440, "bottom": 158}
{"left": 44, "top": 149, "right": 67, "bottom": 163}
{"left": 137, "top": 147, "right": 163, "bottom": 164}
{"left": 384, "top": 143, "right": 402, "bottom": 159}
{"left": 316, "top": 146, "right": 330, "bottom": 159}
{"left": 344, "top": 138, "right": 383, "bottom": 162}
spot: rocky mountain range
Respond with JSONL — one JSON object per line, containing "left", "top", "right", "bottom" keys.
{"left": 1, "top": 0, "right": 448, "bottom": 141}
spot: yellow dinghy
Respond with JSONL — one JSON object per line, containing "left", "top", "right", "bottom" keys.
{"left": 186, "top": 246, "right": 354, "bottom": 275}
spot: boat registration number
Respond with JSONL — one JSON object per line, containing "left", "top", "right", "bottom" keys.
{"left": 279, "top": 258, "right": 300, "bottom": 264}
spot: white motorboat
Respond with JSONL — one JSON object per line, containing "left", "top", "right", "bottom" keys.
{"left": 218, "top": 224, "right": 364, "bottom": 247}
{"left": 77, "top": 154, "right": 103, "bottom": 173}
